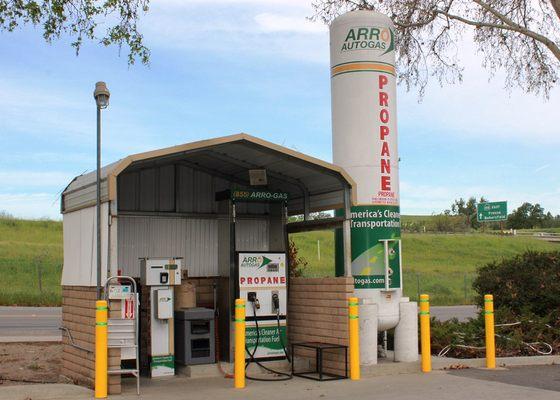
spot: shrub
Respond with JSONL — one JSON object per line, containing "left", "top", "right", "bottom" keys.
{"left": 431, "top": 250, "right": 560, "bottom": 358}
{"left": 472, "top": 250, "right": 560, "bottom": 316}
{"left": 288, "top": 239, "right": 308, "bottom": 278}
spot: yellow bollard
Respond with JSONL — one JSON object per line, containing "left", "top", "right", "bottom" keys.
{"left": 95, "top": 300, "right": 108, "bottom": 399}
{"left": 348, "top": 297, "right": 360, "bottom": 380}
{"left": 419, "top": 294, "right": 431, "bottom": 373}
{"left": 484, "top": 294, "right": 496, "bottom": 369}
{"left": 234, "top": 299, "right": 246, "bottom": 389}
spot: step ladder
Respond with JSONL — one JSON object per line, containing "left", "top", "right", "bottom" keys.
{"left": 104, "top": 276, "right": 140, "bottom": 395}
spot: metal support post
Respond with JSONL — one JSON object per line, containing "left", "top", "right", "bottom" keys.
{"left": 95, "top": 300, "right": 108, "bottom": 398}
{"left": 419, "top": 294, "right": 431, "bottom": 372}
{"left": 484, "top": 294, "right": 496, "bottom": 369}
{"left": 234, "top": 299, "right": 246, "bottom": 388}
{"left": 348, "top": 297, "right": 360, "bottom": 380}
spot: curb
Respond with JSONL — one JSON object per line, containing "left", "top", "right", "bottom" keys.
{"left": 361, "top": 355, "right": 560, "bottom": 376}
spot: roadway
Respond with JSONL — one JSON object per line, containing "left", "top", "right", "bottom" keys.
{"left": 0, "top": 305, "right": 478, "bottom": 342}
{"left": 0, "top": 306, "right": 62, "bottom": 342}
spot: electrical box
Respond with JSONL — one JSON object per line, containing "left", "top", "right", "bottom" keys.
{"left": 141, "top": 258, "right": 182, "bottom": 286}
{"left": 140, "top": 257, "right": 182, "bottom": 378}
{"left": 155, "top": 289, "right": 173, "bottom": 320}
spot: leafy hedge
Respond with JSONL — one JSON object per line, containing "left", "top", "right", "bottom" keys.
{"left": 473, "top": 251, "right": 560, "bottom": 316}
{"left": 430, "top": 251, "right": 560, "bottom": 358}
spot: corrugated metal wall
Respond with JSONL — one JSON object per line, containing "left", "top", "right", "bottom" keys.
{"left": 117, "top": 163, "right": 273, "bottom": 278}
{"left": 62, "top": 203, "right": 109, "bottom": 286}
{"left": 118, "top": 216, "right": 219, "bottom": 278}
{"left": 118, "top": 216, "right": 269, "bottom": 278}
{"left": 118, "top": 165, "right": 237, "bottom": 214}
{"left": 235, "top": 219, "right": 269, "bottom": 252}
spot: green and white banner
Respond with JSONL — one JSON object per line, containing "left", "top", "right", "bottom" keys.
{"left": 150, "top": 355, "right": 175, "bottom": 377}
{"left": 245, "top": 321, "right": 287, "bottom": 360}
{"left": 337, "top": 205, "right": 401, "bottom": 289}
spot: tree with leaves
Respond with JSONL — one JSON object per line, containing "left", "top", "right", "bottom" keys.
{"left": 448, "top": 196, "right": 487, "bottom": 228}
{"left": 507, "top": 202, "right": 549, "bottom": 229}
{"left": 313, "top": 0, "right": 560, "bottom": 97}
{"left": 0, "top": 0, "right": 150, "bottom": 64}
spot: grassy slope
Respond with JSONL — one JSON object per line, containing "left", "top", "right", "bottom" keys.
{"left": 0, "top": 215, "right": 557, "bottom": 306}
{"left": 290, "top": 230, "right": 558, "bottom": 305}
{"left": 0, "top": 218, "right": 62, "bottom": 305}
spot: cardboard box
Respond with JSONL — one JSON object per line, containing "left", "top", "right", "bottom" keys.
{"left": 174, "top": 281, "right": 196, "bottom": 310}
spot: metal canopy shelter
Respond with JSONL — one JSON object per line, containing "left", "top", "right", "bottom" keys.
{"left": 62, "top": 134, "right": 355, "bottom": 216}
{"left": 61, "top": 133, "right": 355, "bottom": 281}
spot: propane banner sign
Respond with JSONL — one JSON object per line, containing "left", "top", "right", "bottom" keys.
{"left": 245, "top": 322, "right": 287, "bottom": 360}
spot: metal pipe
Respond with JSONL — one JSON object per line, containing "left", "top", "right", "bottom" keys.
{"left": 96, "top": 106, "right": 102, "bottom": 299}
{"left": 343, "top": 186, "right": 352, "bottom": 277}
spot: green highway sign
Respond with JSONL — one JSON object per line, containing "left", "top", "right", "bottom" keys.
{"left": 477, "top": 201, "right": 507, "bottom": 222}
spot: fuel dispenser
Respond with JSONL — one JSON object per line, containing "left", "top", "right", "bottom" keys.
{"left": 238, "top": 252, "right": 288, "bottom": 360}
{"left": 140, "top": 257, "right": 182, "bottom": 377}
{"left": 215, "top": 189, "right": 290, "bottom": 370}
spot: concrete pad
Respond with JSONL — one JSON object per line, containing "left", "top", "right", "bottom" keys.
{"left": 2, "top": 367, "right": 558, "bottom": 400}
{"left": 432, "top": 355, "right": 560, "bottom": 370}
{"left": 0, "top": 383, "right": 91, "bottom": 400}
{"left": 117, "top": 370, "right": 560, "bottom": 399}
{"left": 450, "top": 364, "right": 560, "bottom": 392}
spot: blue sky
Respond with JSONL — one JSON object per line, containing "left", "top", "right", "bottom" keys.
{"left": 0, "top": 0, "right": 558, "bottom": 220}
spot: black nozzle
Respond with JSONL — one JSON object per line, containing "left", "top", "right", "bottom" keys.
{"left": 248, "top": 292, "right": 260, "bottom": 309}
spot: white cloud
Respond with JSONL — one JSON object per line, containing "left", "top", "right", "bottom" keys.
{"left": 398, "top": 33, "right": 560, "bottom": 145}
{"left": 0, "top": 78, "right": 91, "bottom": 141}
{"left": 0, "top": 171, "right": 73, "bottom": 189}
{"left": 0, "top": 151, "right": 93, "bottom": 165}
{"left": 0, "top": 193, "right": 61, "bottom": 220}
{"left": 141, "top": 0, "right": 329, "bottom": 63}
{"left": 400, "top": 181, "right": 560, "bottom": 215}
{"left": 254, "top": 13, "right": 326, "bottom": 34}
{"left": 534, "top": 164, "right": 550, "bottom": 173}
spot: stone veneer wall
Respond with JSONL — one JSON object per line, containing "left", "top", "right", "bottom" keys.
{"left": 61, "top": 286, "right": 121, "bottom": 394}
{"left": 288, "top": 277, "right": 354, "bottom": 376}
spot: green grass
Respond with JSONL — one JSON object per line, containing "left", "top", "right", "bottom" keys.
{"left": 0, "top": 217, "right": 62, "bottom": 306}
{"left": 1, "top": 214, "right": 558, "bottom": 306}
{"left": 290, "top": 231, "right": 559, "bottom": 305}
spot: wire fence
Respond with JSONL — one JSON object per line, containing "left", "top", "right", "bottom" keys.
{"left": 403, "top": 272, "right": 478, "bottom": 306}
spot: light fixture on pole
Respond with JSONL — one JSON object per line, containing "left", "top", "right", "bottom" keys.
{"left": 93, "top": 82, "right": 110, "bottom": 299}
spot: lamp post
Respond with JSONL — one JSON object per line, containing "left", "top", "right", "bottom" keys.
{"left": 93, "top": 82, "right": 110, "bottom": 299}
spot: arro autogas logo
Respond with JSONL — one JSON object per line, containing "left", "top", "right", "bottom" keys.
{"left": 341, "top": 26, "right": 394, "bottom": 54}
{"left": 241, "top": 255, "right": 273, "bottom": 269}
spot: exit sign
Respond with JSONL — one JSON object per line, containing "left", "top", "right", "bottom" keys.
{"left": 477, "top": 201, "right": 507, "bottom": 222}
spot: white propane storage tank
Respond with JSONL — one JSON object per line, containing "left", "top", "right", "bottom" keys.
{"left": 331, "top": 11, "right": 404, "bottom": 336}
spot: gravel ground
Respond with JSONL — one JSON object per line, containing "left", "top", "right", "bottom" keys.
{"left": 0, "top": 343, "right": 67, "bottom": 385}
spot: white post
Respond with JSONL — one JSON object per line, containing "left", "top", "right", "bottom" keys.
{"left": 359, "top": 300, "right": 378, "bottom": 365}
{"left": 394, "top": 300, "right": 419, "bottom": 362}
{"left": 317, "top": 240, "right": 321, "bottom": 261}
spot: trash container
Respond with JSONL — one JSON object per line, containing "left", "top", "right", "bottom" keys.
{"left": 174, "top": 307, "right": 215, "bottom": 365}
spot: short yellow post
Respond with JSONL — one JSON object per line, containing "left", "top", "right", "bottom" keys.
{"left": 95, "top": 300, "right": 108, "bottom": 399}
{"left": 348, "top": 297, "right": 360, "bottom": 380}
{"left": 234, "top": 299, "right": 246, "bottom": 389}
{"left": 419, "top": 294, "right": 431, "bottom": 373}
{"left": 484, "top": 294, "right": 496, "bottom": 369}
